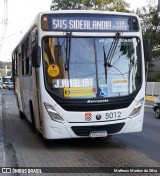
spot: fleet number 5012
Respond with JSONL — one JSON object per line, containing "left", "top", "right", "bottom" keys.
{"left": 105, "top": 111, "right": 121, "bottom": 119}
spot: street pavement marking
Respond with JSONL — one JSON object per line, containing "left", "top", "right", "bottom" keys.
{"left": 145, "top": 105, "right": 153, "bottom": 108}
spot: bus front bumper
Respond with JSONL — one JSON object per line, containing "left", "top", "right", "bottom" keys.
{"left": 42, "top": 116, "right": 143, "bottom": 139}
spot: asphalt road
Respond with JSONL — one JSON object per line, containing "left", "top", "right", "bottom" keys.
{"left": 2, "top": 89, "right": 160, "bottom": 175}
{"left": 115, "top": 103, "right": 160, "bottom": 163}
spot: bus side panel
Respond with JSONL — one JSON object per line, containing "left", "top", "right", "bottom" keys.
{"left": 13, "top": 52, "right": 25, "bottom": 116}
{"left": 14, "top": 76, "right": 23, "bottom": 112}
{"left": 31, "top": 67, "right": 42, "bottom": 131}
{"left": 21, "top": 76, "right": 33, "bottom": 122}
{"left": 18, "top": 68, "right": 41, "bottom": 132}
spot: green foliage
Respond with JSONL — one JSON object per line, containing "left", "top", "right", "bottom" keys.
{"left": 136, "top": 4, "right": 160, "bottom": 60}
{"left": 0, "top": 61, "right": 11, "bottom": 69}
{"left": 51, "top": 0, "right": 130, "bottom": 12}
{"left": 136, "top": 3, "right": 160, "bottom": 82}
{"left": 156, "top": 75, "right": 160, "bottom": 82}
{"left": 51, "top": 0, "right": 82, "bottom": 10}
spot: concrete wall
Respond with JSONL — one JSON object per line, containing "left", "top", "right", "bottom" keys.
{"left": 145, "top": 82, "right": 160, "bottom": 101}
{"left": 146, "top": 82, "right": 160, "bottom": 96}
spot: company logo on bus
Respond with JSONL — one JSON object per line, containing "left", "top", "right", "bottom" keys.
{"left": 87, "top": 99, "right": 109, "bottom": 104}
{"left": 85, "top": 113, "right": 92, "bottom": 121}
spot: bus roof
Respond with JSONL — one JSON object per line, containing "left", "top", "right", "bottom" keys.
{"left": 37, "top": 10, "right": 138, "bottom": 17}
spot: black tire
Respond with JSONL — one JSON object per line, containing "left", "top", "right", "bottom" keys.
{"left": 19, "top": 111, "right": 26, "bottom": 119}
{"left": 155, "top": 108, "right": 160, "bottom": 119}
{"left": 15, "top": 94, "right": 25, "bottom": 119}
{"left": 29, "top": 101, "right": 36, "bottom": 132}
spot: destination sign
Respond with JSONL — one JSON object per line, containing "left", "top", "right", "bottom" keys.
{"left": 42, "top": 14, "right": 139, "bottom": 32}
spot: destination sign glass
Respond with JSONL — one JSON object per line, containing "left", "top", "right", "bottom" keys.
{"left": 41, "top": 14, "right": 139, "bottom": 32}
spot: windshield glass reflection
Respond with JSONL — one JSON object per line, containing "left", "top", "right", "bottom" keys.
{"left": 42, "top": 37, "right": 142, "bottom": 99}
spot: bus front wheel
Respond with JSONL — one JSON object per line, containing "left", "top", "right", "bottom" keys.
{"left": 19, "top": 111, "right": 25, "bottom": 119}
{"left": 29, "top": 101, "right": 36, "bottom": 132}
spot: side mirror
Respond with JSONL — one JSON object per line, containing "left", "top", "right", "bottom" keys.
{"left": 32, "top": 46, "right": 41, "bottom": 68}
{"left": 143, "top": 38, "right": 152, "bottom": 61}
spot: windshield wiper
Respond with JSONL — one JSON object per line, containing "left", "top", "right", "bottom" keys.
{"left": 104, "top": 32, "right": 120, "bottom": 67}
{"left": 65, "top": 32, "right": 72, "bottom": 71}
{"left": 103, "top": 33, "right": 120, "bottom": 83}
{"left": 103, "top": 46, "right": 108, "bottom": 84}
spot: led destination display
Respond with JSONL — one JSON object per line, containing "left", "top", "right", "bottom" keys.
{"left": 42, "top": 14, "right": 139, "bottom": 32}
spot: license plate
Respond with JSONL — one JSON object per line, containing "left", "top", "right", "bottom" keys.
{"left": 89, "top": 131, "right": 107, "bottom": 138}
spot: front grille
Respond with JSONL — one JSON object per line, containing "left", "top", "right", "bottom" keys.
{"left": 60, "top": 101, "right": 132, "bottom": 111}
{"left": 71, "top": 123, "right": 125, "bottom": 136}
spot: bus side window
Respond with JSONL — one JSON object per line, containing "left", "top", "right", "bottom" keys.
{"left": 43, "top": 37, "right": 65, "bottom": 79}
{"left": 32, "top": 45, "right": 41, "bottom": 68}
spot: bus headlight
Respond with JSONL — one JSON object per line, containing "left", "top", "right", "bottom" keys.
{"left": 44, "top": 103, "right": 66, "bottom": 123}
{"left": 129, "top": 98, "right": 144, "bottom": 119}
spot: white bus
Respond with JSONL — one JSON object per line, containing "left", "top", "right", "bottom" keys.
{"left": 12, "top": 10, "right": 151, "bottom": 139}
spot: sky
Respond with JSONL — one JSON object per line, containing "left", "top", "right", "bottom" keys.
{"left": 0, "top": 0, "right": 157, "bottom": 62}
{"left": 0, "top": 0, "right": 51, "bottom": 62}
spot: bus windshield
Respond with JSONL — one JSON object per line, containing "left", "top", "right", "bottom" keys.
{"left": 42, "top": 36, "right": 142, "bottom": 99}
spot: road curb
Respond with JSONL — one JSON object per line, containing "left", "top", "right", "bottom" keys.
{"left": 145, "top": 96, "right": 156, "bottom": 102}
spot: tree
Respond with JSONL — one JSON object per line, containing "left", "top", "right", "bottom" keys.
{"left": 136, "top": 2, "right": 160, "bottom": 81}
{"left": 50, "top": 0, "right": 83, "bottom": 10}
{"left": 50, "top": 0, "right": 130, "bottom": 12}
{"left": 136, "top": 2, "right": 160, "bottom": 59}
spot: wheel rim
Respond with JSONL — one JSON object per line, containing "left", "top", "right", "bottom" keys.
{"left": 155, "top": 108, "right": 160, "bottom": 118}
